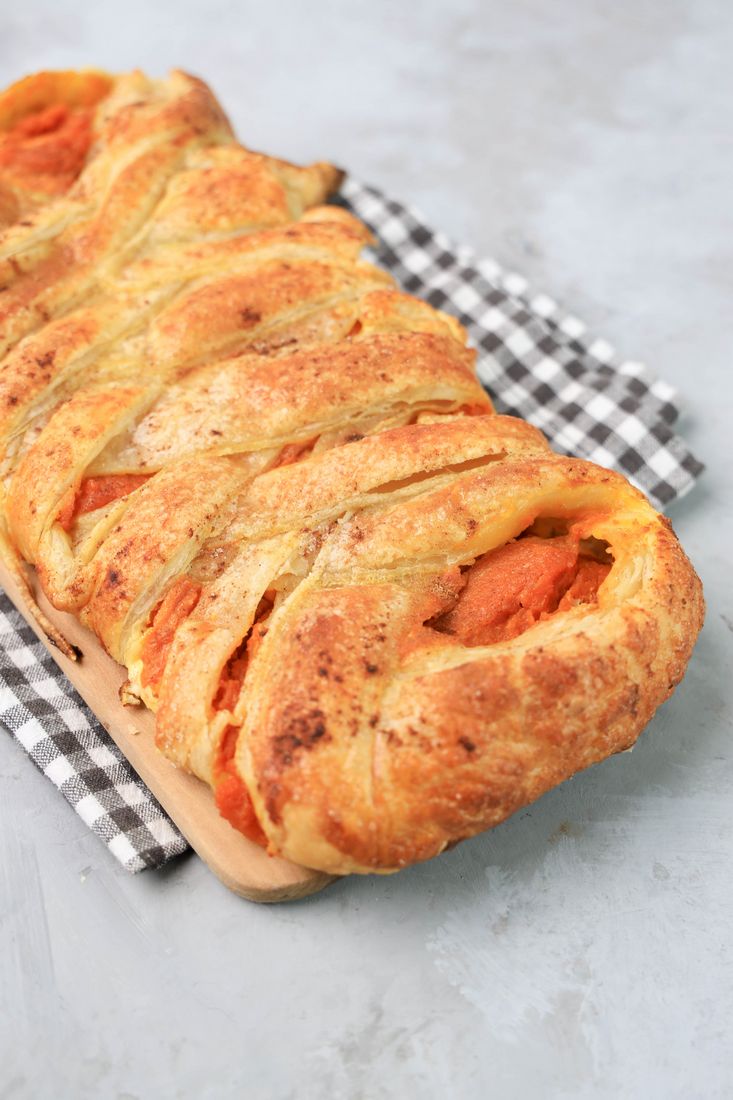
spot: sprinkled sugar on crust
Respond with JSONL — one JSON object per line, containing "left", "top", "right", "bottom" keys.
{"left": 0, "top": 69, "right": 703, "bottom": 874}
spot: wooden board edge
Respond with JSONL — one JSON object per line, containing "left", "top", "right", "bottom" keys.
{"left": 0, "top": 560, "right": 337, "bottom": 903}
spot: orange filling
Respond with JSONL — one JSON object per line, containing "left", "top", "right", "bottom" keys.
{"left": 434, "top": 534, "right": 610, "bottom": 646}
{"left": 140, "top": 577, "right": 202, "bottom": 691}
{"left": 272, "top": 438, "right": 316, "bottom": 468}
{"left": 213, "top": 599, "right": 272, "bottom": 713}
{"left": 213, "top": 647, "right": 250, "bottom": 714}
{"left": 58, "top": 474, "right": 152, "bottom": 533}
{"left": 211, "top": 602, "right": 273, "bottom": 846}
{"left": 0, "top": 103, "right": 94, "bottom": 192}
{"left": 213, "top": 725, "right": 267, "bottom": 847}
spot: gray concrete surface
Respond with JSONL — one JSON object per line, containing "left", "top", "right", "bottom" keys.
{"left": 1, "top": 2, "right": 731, "bottom": 1097}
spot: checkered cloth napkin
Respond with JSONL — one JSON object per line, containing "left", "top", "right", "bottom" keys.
{"left": 0, "top": 177, "right": 704, "bottom": 872}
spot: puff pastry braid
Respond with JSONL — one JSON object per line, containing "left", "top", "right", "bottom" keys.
{"left": 0, "top": 69, "right": 704, "bottom": 875}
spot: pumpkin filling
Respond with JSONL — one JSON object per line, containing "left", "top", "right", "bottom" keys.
{"left": 213, "top": 725, "right": 268, "bottom": 847}
{"left": 272, "top": 438, "right": 316, "bottom": 469}
{"left": 140, "top": 576, "right": 202, "bottom": 691}
{"left": 213, "top": 596, "right": 273, "bottom": 713}
{"left": 433, "top": 526, "right": 611, "bottom": 647}
{"left": 212, "top": 597, "right": 273, "bottom": 846}
{"left": 58, "top": 473, "right": 152, "bottom": 532}
{"left": 0, "top": 102, "right": 95, "bottom": 192}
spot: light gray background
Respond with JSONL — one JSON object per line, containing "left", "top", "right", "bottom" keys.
{"left": 1, "top": 2, "right": 731, "bottom": 1098}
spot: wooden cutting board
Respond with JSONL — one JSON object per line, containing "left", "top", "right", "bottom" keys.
{"left": 0, "top": 561, "right": 335, "bottom": 903}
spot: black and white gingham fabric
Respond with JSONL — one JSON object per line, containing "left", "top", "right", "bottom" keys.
{"left": 0, "top": 178, "right": 704, "bottom": 873}
{"left": 340, "top": 179, "right": 703, "bottom": 508}
{"left": 0, "top": 595, "right": 187, "bottom": 871}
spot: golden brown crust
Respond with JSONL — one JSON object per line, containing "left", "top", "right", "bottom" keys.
{"left": 0, "top": 70, "right": 113, "bottom": 223}
{"left": 241, "top": 464, "right": 703, "bottom": 872}
{"left": 0, "top": 69, "right": 704, "bottom": 876}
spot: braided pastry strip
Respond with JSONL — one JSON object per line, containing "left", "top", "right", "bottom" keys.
{"left": 0, "top": 70, "right": 703, "bottom": 874}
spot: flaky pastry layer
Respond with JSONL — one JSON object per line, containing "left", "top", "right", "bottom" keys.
{"left": 0, "top": 69, "right": 703, "bottom": 874}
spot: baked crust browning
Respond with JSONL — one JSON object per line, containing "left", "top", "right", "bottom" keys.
{"left": 242, "top": 462, "right": 702, "bottom": 872}
{"left": 0, "top": 70, "right": 113, "bottom": 223}
{"left": 0, "top": 69, "right": 704, "bottom": 876}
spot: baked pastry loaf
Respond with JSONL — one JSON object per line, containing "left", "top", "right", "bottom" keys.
{"left": 0, "top": 69, "right": 704, "bottom": 875}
